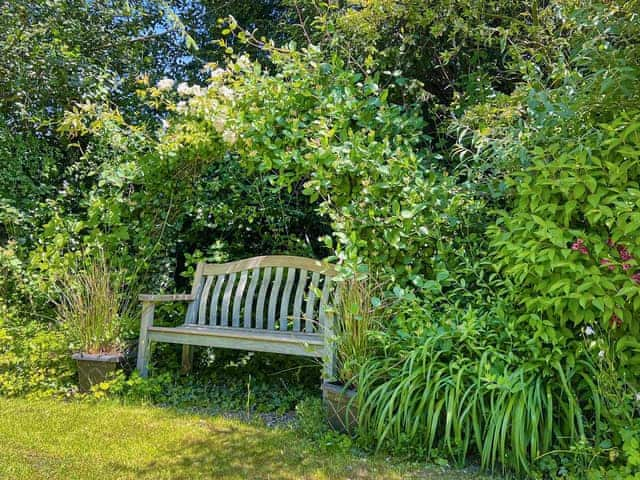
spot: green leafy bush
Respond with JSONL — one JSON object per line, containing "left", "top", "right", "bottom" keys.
{"left": 145, "top": 38, "right": 480, "bottom": 286}
{"left": 356, "top": 298, "right": 601, "bottom": 474}
{"left": 0, "top": 315, "right": 74, "bottom": 397}
{"left": 491, "top": 112, "right": 640, "bottom": 365}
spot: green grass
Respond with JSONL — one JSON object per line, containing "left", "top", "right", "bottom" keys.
{"left": 0, "top": 397, "right": 487, "bottom": 480}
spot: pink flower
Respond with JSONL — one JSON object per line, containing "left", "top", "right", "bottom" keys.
{"left": 571, "top": 239, "right": 589, "bottom": 255}
{"left": 631, "top": 273, "right": 640, "bottom": 284}
{"left": 617, "top": 244, "right": 633, "bottom": 261}
{"left": 623, "top": 263, "right": 631, "bottom": 271}
{"left": 600, "top": 258, "right": 616, "bottom": 271}
{"left": 610, "top": 314, "right": 622, "bottom": 328}
{"left": 607, "top": 238, "right": 616, "bottom": 248}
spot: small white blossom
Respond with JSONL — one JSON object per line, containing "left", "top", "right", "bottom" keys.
{"left": 176, "top": 101, "right": 188, "bottom": 113}
{"left": 161, "top": 119, "right": 170, "bottom": 130}
{"left": 636, "top": 392, "right": 640, "bottom": 402}
{"left": 156, "top": 78, "right": 175, "bottom": 91}
{"left": 584, "top": 326, "right": 595, "bottom": 336}
{"left": 177, "top": 82, "right": 191, "bottom": 96}
{"left": 219, "top": 86, "right": 234, "bottom": 100}
{"left": 213, "top": 116, "right": 226, "bottom": 133}
{"left": 222, "top": 130, "right": 238, "bottom": 145}
{"left": 190, "top": 85, "right": 205, "bottom": 97}
{"left": 210, "top": 68, "right": 226, "bottom": 79}
{"left": 598, "top": 350, "right": 606, "bottom": 359}
{"left": 236, "top": 55, "right": 252, "bottom": 71}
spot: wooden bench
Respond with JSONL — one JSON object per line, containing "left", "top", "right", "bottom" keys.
{"left": 136, "top": 255, "right": 338, "bottom": 379}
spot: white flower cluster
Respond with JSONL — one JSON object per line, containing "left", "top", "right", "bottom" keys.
{"left": 218, "top": 86, "right": 234, "bottom": 101}
{"left": 210, "top": 67, "right": 227, "bottom": 80}
{"left": 156, "top": 78, "right": 175, "bottom": 91}
{"left": 213, "top": 116, "right": 226, "bottom": 133}
{"left": 177, "top": 82, "right": 205, "bottom": 97}
{"left": 176, "top": 101, "right": 188, "bottom": 114}
{"left": 235, "top": 55, "right": 252, "bottom": 71}
{"left": 222, "top": 130, "right": 237, "bottom": 145}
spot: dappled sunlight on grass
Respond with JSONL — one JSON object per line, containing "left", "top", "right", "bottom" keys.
{"left": 0, "top": 398, "right": 485, "bottom": 479}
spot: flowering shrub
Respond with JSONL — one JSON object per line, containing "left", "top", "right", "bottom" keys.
{"left": 491, "top": 112, "right": 640, "bottom": 343}
{"left": 145, "top": 40, "right": 476, "bottom": 285}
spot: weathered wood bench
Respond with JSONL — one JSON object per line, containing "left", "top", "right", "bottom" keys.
{"left": 136, "top": 255, "right": 338, "bottom": 379}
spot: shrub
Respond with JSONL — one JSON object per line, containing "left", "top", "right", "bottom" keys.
{"left": 0, "top": 312, "right": 74, "bottom": 397}
{"left": 490, "top": 112, "right": 640, "bottom": 372}
{"left": 141, "top": 35, "right": 481, "bottom": 287}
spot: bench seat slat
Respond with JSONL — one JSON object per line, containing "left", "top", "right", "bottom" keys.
{"left": 256, "top": 267, "right": 272, "bottom": 329}
{"left": 305, "top": 272, "right": 321, "bottom": 333}
{"left": 221, "top": 272, "right": 237, "bottom": 326}
{"left": 267, "top": 267, "right": 283, "bottom": 330}
{"left": 279, "top": 268, "right": 296, "bottom": 330}
{"left": 151, "top": 325, "right": 323, "bottom": 344}
{"left": 243, "top": 268, "right": 259, "bottom": 328}
{"left": 210, "top": 274, "right": 226, "bottom": 326}
{"left": 232, "top": 270, "right": 249, "bottom": 327}
{"left": 148, "top": 325, "right": 324, "bottom": 358}
{"left": 292, "top": 269, "right": 307, "bottom": 331}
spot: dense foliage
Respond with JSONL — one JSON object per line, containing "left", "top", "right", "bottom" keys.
{"left": 1, "top": 0, "right": 640, "bottom": 478}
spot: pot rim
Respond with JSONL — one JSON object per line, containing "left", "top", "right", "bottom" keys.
{"left": 72, "top": 352, "right": 123, "bottom": 362}
{"left": 322, "top": 380, "right": 357, "bottom": 395}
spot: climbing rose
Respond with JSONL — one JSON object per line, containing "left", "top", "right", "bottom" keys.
{"left": 623, "top": 263, "right": 631, "bottom": 271}
{"left": 209, "top": 67, "right": 226, "bottom": 79}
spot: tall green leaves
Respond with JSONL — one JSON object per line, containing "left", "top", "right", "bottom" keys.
{"left": 357, "top": 305, "right": 601, "bottom": 474}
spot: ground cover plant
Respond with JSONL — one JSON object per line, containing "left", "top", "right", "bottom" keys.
{"left": 1, "top": 0, "right": 640, "bottom": 479}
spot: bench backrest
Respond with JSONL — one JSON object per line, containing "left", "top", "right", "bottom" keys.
{"left": 185, "top": 256, "right": 338, "bottom": 334}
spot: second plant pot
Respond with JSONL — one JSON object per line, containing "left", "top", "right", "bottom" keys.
{"left": 322, "top": 381, "right": 358, "bottom": 433}
{"left": 72, "top": 352, "right": 123, "bottom": 392}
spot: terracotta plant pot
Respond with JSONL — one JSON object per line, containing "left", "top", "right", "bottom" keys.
{"left": 72, "top": 352, "right": 123, "bottom": 392}
{"left": 322, "top": 381, "right": 358, "bottom": 433}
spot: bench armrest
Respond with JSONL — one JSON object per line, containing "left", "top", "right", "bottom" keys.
{"left": 138, "top": 294, "right": 195, "bottom": 302}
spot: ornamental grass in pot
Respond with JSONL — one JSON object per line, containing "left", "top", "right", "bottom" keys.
{"left": 323, "top": 275, "right": 383, "bottom": 433}
{"left": 56, "top": 256, "right": 133, "bottom": 392}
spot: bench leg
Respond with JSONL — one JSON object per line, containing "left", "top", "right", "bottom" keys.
{"left": 181, "top": 345, "right": 194, "bottom": 375}
{"left": 136, "top": 302, "right": 154, "bottom": 378}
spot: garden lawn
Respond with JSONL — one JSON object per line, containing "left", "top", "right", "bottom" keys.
{"left": 0, "top": 397, "right": 485, "bottom": 480}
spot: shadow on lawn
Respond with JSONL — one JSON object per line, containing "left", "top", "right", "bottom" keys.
{"left": 118, "top": 420, "right": 397, "bottom": 480}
